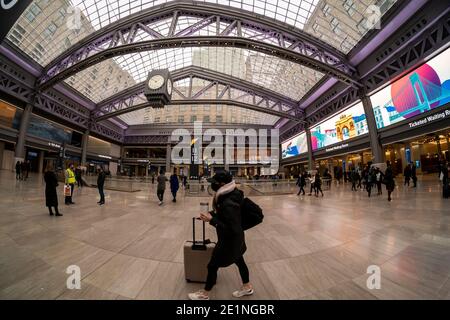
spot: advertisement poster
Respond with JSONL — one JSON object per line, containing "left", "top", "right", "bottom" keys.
{"left": 370, "top": 47, "right": 450, "bottom": 129}
{"left": 310, "top": 101, "right": 367, "bottom": 151}
{"left": 281, "top": 132, "right": 308, "bottom": 159}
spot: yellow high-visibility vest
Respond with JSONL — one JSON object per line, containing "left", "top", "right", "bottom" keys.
{"left": 66, "top": 168, "right": 76, "bottom": 184}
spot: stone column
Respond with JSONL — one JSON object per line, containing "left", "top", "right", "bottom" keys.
{"left": 166, "top": 143, "right": 171, "bottom": 174}
{"left": 38, "top": 150, "right": 45, "bottom": 173}
{"left": 306, "top": 128, "right": 314, "bottom": 171}
{"left": 360, "top": 93, "right": 384, "bottom": 164}
{"left": 81, "top": 130, "right": 89, "bottom": 166}
{"left": 15, "top": 103, "right": 33, "bottom": 160}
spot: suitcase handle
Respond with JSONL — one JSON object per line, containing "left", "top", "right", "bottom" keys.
{"left": 192, "top": 217, "right": 206, "bottom": 250}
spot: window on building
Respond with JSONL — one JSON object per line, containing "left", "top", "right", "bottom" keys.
{"left": 10, "top": 25, "right": 26, "bottom": 45}
{"left": 357, "top": 17, "right": 369, "bottom": 34}
{"left": 322, "top": 4, "right": 331, "bottom": 17}
{"left": 343, "top": 0, "right": 357, "bottom": 16}
{"left": 154, "top": 117, "right": 160, "bottom": 123}
{"left": 191, "top": 115, "right": 197, "bottom": 122}
{"left": 204, "top": 105, "right": 210, "bottom": 111}
{"left": 178, "top": 116, "right": 184, "bottom": 123}
{"left": 312, "top": 22, "right": 320, "bottom": 33}
{"left": 25, "top": 3, "right": 42, "bottom": 22}
{"left": 203, "top": 115, "right": 210, "bottom": 122}
{"left": 330, "top": 18, "right": 341, "bottom": 35}
{"left": 166, "top": 116, "right": 171, "bottom": 123}
{"left": 216, "top": 115, "right": 223, "bottom": 123}
{"left": 43, "top": 22, "right": 58, "bottom": 38}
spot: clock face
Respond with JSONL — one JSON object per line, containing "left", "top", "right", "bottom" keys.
{"left": 148, "top": 75, "right": 165, "bottom": 90}
{"left": 167, "top": 79, "right": 172, "bottom": 96}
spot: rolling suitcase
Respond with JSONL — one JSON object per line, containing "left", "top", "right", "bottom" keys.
{"left": 184, "top": 217, "right": 215, "bottom": 283}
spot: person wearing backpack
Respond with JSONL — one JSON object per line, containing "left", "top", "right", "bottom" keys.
{"left": 189, "top": 171, "right": 252, "bottom": 300}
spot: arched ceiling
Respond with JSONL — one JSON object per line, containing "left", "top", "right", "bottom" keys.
{"left": 6, "top": 0, "right": 399, "bottom": 126}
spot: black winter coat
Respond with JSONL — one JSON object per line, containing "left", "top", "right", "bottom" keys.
{"left": 44, "top": 171, "right": 59, "bottom": 207}
{"left": 97, "top": 171, "right": 106, "bottom": 188}
{"left": 209, "top": 188, "right": 246, "bottom": 268}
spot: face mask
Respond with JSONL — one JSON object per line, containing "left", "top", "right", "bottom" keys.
{"left": 211, "top": 182, "right": 221, "bottom": 192}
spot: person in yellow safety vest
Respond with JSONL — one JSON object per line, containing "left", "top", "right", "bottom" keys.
{"left": 65, "top": 163, "right": 76, "bottom": 205}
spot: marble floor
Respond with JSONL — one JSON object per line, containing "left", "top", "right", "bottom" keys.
{"left": 0, "top": 170, "right": 449, "bottom": 300}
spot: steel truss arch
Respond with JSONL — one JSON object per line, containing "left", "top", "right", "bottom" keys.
{"left": 93, "top": 66, "right": 303, "bottom": 123}
{"left": 95, "top": 99, "right": 302, "bottom": 123}
{"left": 37, "top": 1, "right": 357, "bottom": 91}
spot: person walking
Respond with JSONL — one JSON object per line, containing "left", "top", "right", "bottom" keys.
{"left": 351, "top": 169, "right": 358, "bottom": 191}
{"left": 314, "top": 173, "right": 324, "bottom": 197}
{"left": 64, "top": 163, "right": 76, "bottom": 205}
{"left": 384, "top": 161, "right": 395, "bottom": 202}
{"left": 411, "top": 162, "right": 417, "bottom": 188}
{"left": 15, "top": 161, "right": 21, "bottom": 180}
{"left": 307, "top": 172, "right": 316, "bottom": 196}
{"left": 366, "top": 166, "right": 376, "bottom": 197}
{"left": 375, "top": 167, "right": 384, "bottom": 195}
{"left": 97, "top": 166, "right": 106, "bottom": 205}
{"left": 296, "top": 172, "right": 306, "bottom": 196}
{"left": 156, "top": 169, "right": 168, "bottom": 205}
{"left": 404, "top": 164, "right": 412, "bottom": 186}
{"left": 189, "top": 171, "right": 252, "bottom": 300}
{"left": 44, "top": 162, "right": 62, "bottom": 216}
{"left": 170, "top": 169, "right": 179, "bottom": 202}
{"left": 75, "top": 166, "right": 82, "bottom": 188}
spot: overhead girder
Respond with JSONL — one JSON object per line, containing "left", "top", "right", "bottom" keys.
{"left": 95, "top": 99, "right": 303, "bottom": 123}
{"left": 93, "top": 66, "right": 304, "bottom": 123}
{"left": 37, "top": 1, "right": 358, "bottom": 91}
{"left": 95, "top": 65, "right": 298, "bottom": 115}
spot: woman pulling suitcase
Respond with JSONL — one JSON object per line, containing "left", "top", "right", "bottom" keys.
{"left": 188, "top": 170, "right": 253, "bottom": 300}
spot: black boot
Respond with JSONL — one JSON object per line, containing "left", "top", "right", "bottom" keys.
{"left": 55, "top": 207, "right": 63, "bottom": 216}
{"left": 48, "top": 207, "right": 54, "bottom": 216}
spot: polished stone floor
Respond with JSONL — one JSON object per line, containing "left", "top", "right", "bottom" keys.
{"left": 0, "top": 170, "right": 449, "bottom": 300}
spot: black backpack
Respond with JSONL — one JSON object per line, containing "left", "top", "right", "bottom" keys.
{"left": 240, "top": 197, "right": 264, "bottom": 230}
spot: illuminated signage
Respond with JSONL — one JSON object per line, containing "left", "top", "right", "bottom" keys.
{"left": 48, "top": 142, "right": 61, "bottom": 149}
{"left": 407, "top": 108, "right": 450, "bottom": 128}
{"left": 310, "top": 101, "right": 367, "bottom": 151}
{"left": 370, "top": 47, "right": 450, "bottom": 129}
{"left": 98, "top": 155, "right": 112, "bottom": 160}
{"left": 281, "top": 132, "right": 308, "bottom": 159}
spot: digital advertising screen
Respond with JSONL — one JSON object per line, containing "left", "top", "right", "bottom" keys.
{"left": 370, "top": 47, "right": 450, "bottom": 129}
{"left": 310, "top": 101, "right": 367, "bottom": 151}
{"left": 281, "top": 132, "right": 308, "bottom": 159}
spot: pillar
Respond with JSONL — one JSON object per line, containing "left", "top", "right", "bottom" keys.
{"left": 166, "top": 143, "right": 171, "bottom": 174}
{"left": 360, "top": 93, "right": 384, "bottom": 164}
{"left": 15, "top": 103, "right": 33, "bottom": 160}
{"left": 81, "top": 130, "right": 89, "bottom": 166}
{"left": 306, "top": 128, "right": 314, "bottom": 171}
{"left": 38, "top": 150, "right": 45, "bottom": 173}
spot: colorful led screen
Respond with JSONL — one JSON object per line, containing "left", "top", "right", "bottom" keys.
{"left": 281, "top": 132, "right": 308, "bottom": 159}
{"left": 370, "top": 47, "right": 450, "bottom": 129}
{"left": 310, "top": 102, "right": 367, "bottom": 151}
